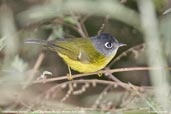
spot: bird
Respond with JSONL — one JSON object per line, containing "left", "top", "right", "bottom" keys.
{"left": 25, "top": 33, "right": 126, "bottom": 79}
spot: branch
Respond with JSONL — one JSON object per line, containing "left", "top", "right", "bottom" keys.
{"left": 31, "top": 66, "right": 171, "bottom": 84}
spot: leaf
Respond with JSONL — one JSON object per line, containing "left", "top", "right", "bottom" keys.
{"left": 64, "top": 16, "right": 78, "bottom": 25}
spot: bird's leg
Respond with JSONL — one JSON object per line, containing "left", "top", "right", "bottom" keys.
{"left": 67, "top": 65, "right": 73, "bottom": 80}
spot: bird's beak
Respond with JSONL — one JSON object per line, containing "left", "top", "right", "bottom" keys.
{"left": 118, "top": 43, "right": 127, "bottom": 47}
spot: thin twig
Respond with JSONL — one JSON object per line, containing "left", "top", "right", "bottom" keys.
{"left": 128, "top": 83, "right": 159, "bottom": 113}
{"left": 45, "top": 79, "right": 122, "bottom": 95}
{"left": 24, "top": 52, "right": 45, "bottom": 87}
{"left": 44, "top": 79, "right": 142, "bottom": 102}
{"left": 0, "top": 107, "right": 150, "bottom": 114}
{"left": 92, "top": 85, "right": 112, "bottom": 108}
{"left": 106, "top": 69, "right": 160, "bottom": 112}
{"left": 53, "top": 18, "right": 78, "bottom": 33}
{"left": 80, "top": 15, "right": 90, "bottom": 37}
{"left": 120, "top": 0, "right": 128, "bottom": 3}
{"left": 75, "top": 19, "right": 87, "bottom": 37}
{"left": 55, "top": 16, "right": 88, "bottom": 38}
{"left": 70, "top": 12, "right": 87, "bottom": 38}
{"left": 61, "top": 83, "right": 74, "bottom": 102}
{"left": 98, "top": 15, "right": 110, "bottom": 35}
{"left": 31, "top": 66, "right": 171, "bottom": 84}
{"left": 105, "top": 71, "right": 131, "bottom": 90}
{"left": 108, "top": 43, "right": 144, "bottom": 67}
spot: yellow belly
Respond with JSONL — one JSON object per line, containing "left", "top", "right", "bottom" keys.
{"left": 58, "top": 52, "right": 114, "bottom": 73}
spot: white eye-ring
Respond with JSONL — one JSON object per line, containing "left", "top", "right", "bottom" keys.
{"left": 105, "top": 42, "right": 113, "bottom": 49}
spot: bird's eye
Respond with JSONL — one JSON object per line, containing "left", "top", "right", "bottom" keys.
{"left": 105, "top": 42, "right": 113, "bottom": 49}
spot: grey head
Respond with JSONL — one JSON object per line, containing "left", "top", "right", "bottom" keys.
{"left": 91, "top": 33, "right": 126, "bottom": 56}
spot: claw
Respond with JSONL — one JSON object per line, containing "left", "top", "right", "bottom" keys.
{"left": 67, "top": 74, "right": 73, "bottom": 80}
{"left": 98, "top": 72, "right": 103, "bottom": 77}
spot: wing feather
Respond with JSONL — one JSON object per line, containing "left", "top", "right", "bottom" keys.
{"left": 47, "top": 38, "right": 101, "bottom": 63}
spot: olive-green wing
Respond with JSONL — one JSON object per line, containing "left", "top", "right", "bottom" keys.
{"left": 47, "top": 38, "right": 100, "bottom": 63}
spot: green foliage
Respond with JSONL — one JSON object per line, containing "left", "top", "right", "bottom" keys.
{"left": 64, "top": 16, "right": 78, "bottom": 25}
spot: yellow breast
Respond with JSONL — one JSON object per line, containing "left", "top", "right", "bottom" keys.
{"left": 57, "top": 52, "right": 115, "bottom": 73}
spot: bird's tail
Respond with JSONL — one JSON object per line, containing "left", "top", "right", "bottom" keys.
{"left": 25, "top": 39, "right": 47, "bottom": 45}
{"left": 25, "top": 39, "right": 61, "bottom": 51}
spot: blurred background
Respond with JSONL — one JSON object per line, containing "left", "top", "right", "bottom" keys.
{"left": 0, "top": 0, "right": 171, "bottom": 113}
